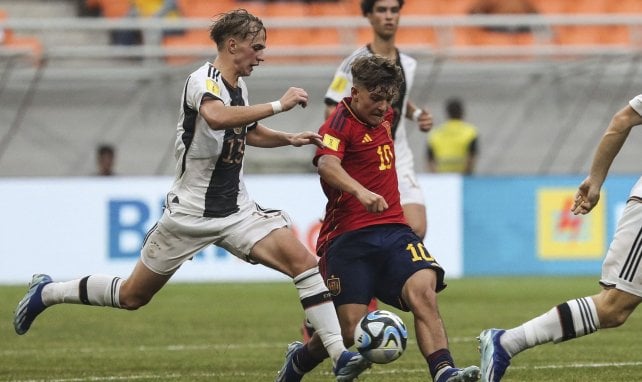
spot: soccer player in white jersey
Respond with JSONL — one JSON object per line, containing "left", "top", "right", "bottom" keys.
{"left": 13, "top": 9, "right": 370, "bottom": 381}
{"left": 324, "top": 0, "right": 432, "bottom": 239}
{"left": 479, "top": 94, "right": 642, "bottom": 382}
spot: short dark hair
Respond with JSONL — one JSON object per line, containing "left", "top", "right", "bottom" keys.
{"left": 97, "top": 144, "right": 114, "bottom": 157}
{"left": 361, "top": 0, "right": 404, "bottom": 16}
{"left": 446, "top": 98, "right": 464, "bottom": 119}
{"left": 209, "top": 9, "right": 265, "bottom": 49}
{"left": 351, "top": 54, "right": 402, "bottom": 103}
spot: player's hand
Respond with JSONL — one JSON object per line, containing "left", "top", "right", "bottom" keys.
{"left": 290, "top": 131, "right": 324, "bottom": 148}
{"left": 357, "top": 190, "right": 388, "bottom": 213}
{"left": 279, "top": 87, "right": 309, "bottom": 111}
{"left": 571, "top": 177, "right": 601, "bottom": 215}
{"left": 416, "top": 109, "right": 433, "bottom": 132}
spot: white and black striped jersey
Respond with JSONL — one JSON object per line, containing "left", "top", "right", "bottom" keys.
{"left": 324, "top": 45, "right": 417, "bottom": 169}
{"left": 167, "top": 62, "right": 257, "bottom": 218}
{"left": 628, "top": 94, "right": 642, "bottom": 199}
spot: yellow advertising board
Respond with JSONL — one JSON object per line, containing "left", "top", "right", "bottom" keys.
{"left": 537, "top": 188, "right": 605, "bottom": 259}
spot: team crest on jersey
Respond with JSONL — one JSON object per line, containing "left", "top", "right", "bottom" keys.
{"left": 326, "top": 276, "right": 341, "bottom": 296}
{"left": 233, "top": 127, "right": 243, "bottom": 134}
{"left": 382, "top": 121, "right": 392, "bottom": 138}
{"left": 206, "top": 78, "right": 221, "bottom": 96}
{"left": 361, "top": 133, "right": 373, "bottom": 143}
{"left": 323, "top": 133, "right": 341, "bottom": 151}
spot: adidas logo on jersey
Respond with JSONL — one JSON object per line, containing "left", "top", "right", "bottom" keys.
{"left": 362, "top": 134, "right": 373, "bottom": 143}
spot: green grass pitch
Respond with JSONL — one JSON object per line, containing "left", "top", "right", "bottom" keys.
{"left": 2, "top": 276, "right": 641, "bottom": 381}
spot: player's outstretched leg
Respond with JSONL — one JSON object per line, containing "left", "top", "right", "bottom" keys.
{"left": 437, "top": 365, "right": 481, "bottom": 382}
{"left": 14, "top": 274, "right": 53, "bottom": 335}
{"left": 275, "top": 341, "right": 306, "bottom": 382}
{"left": 478, "top": 329, "right": 511, "bottom": 382}
{"left": 333, "top": 350, "right": 372, "bottom": 381}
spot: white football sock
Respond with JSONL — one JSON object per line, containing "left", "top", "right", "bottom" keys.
{"left": 293, "top": 267, "right": 345, "bottom": 363}
{"left": 42, "top": 275, "right": 122, "bottom": 308}
{"left": 501, "top": 297, "right": 600, "bottom": 357}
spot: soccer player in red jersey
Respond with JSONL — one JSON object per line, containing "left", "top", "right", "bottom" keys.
{"left": 278, "top": 55, "right": 480, "bottom": 382}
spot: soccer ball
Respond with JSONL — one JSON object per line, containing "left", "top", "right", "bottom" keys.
{"left": 353, "top": 309, "right": 408, "bottom": 364}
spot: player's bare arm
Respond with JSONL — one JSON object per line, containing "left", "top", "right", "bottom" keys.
{"left": 279, "top": 86, "right": 309, "bottom": 110}
{"left": 247, "top": 124, "right": 323, "bottom": 148}
{"left": 199, "top": 98, "right": 276, "bottom": 130}
{"left": 317, "top": 154, "right": 388, "bottom": 213}
{"left": 198, "top": 87, "right": 307, "bottom": 130}
{"left": 405, "top": 101, "right": 432, "bottom": 132}
{"left": 572, "top": 104, "right": 642, "bottom": 215}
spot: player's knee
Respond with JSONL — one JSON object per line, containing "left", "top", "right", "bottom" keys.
{"left": 599, "top": 305, "right": 632, "bottom": 328}
{"left": 594, "top": 291, "right": 640, "bottom": 328}
{"left": 119, "top": 293, "right": 152, "bottom": 310}
{"left": 405, "top": 284, "right": 437, "bottom": 312}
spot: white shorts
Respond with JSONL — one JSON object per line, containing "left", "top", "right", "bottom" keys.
{"left": 600, "top": 199, "right": 642, "bottom": 297}
{"left": 140, "top": 202, "right": 292, "bottom": 275}
{"left": 396, "top": 166, "right": 425, "bottom": 206}
{"left": 394, "top": 132, "right": 425, "bottom": 207}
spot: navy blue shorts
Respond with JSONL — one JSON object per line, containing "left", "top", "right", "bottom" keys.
{"left": 321, "top": 224, "right": 446, "bottom": 312}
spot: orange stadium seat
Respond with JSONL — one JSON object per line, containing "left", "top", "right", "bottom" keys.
{"left": 162, "top": 28, "right": 210, "bottom": 65}
{"left": 177, "top": 0, "right": 236, "bottom": 18}
{"left": 235, "top": 2, "right": 268, "bottom": 17}
{"left": 0, "top": 9, "right": 43, "bottom": 65}
{"left": 265, "top": 1, "right": 309, "bottom": 17}
{"left": 434, "top": 0, "right": 478, "bottom": 15}
{"left": 604, "top": 0, "right": 642, "bottom": 44}
{"left": 531, "top": 0, "right": 569, "bottom": 14}
{"left": 261, "top": 1, "right": 309, "bottom": 56}
{"left": 95, "top": 0, "right": 131, "bottom": 18}
{"left": 400, "top": 0, "right": 441, "bottom": 15}
{"left": 309, "top": 1, "right": 358, "bottom": 16}
{"left": 606, "top": 0, "right": 642, "bottom": 13}
{"left": 565, "top": 0, "right": 609, "bottom": 14}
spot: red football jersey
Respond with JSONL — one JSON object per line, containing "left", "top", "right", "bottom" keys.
{"left": 313, "top": 98, "right": 407, "bottom": 256}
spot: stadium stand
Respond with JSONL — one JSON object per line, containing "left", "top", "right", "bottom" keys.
{"left": 1, "top": 0, "right": 642, "bottom": 177}
{"left": 0, "top": 9, "right": 42, "bottom": 65}
{"left": 92, "top": 0, "right": 131, "bottom": 18}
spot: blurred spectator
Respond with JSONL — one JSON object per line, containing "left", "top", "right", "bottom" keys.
{"left": 111, "top": 0, "right": 182, "bottom": 46}
{"left": 76, "top": 0, "right": 102, "bottom": 17}
{"left": 469, "top": 0, "right": 538, "bottom": 33}
{"left": 95, "top": 144, "right": 116, "bottom": 176}
{"left": 426, "top": 98, "right": 479, "bottom": 175}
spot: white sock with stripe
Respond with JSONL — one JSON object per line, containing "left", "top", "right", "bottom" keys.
{"left": 501, "top": 297, "right": 600, "bottom": 357}
{"left": 293, "top": 267, "right": 345, "bottom": 364}
{"left": 41, "top": 275, "right": 123, "bottom": 308}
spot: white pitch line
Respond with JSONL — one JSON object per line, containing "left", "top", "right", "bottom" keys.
{"left": 1, "top": 336, "right": 479, "bottom": 357}
{"left": 529, "top": 361, "right": 642, "bottom": 370}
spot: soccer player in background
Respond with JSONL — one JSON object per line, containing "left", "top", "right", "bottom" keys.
{"left": 324, "top": 0, "right": 431, "bottom": 240}
{"left": 277, "top": 54, "right": 480, "bottom": 382}
{"left": 13, "top": 9, "right": 370, "bottom": 380}
{"left": 479, "top": 94, "right": 642, "bottom": 382}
